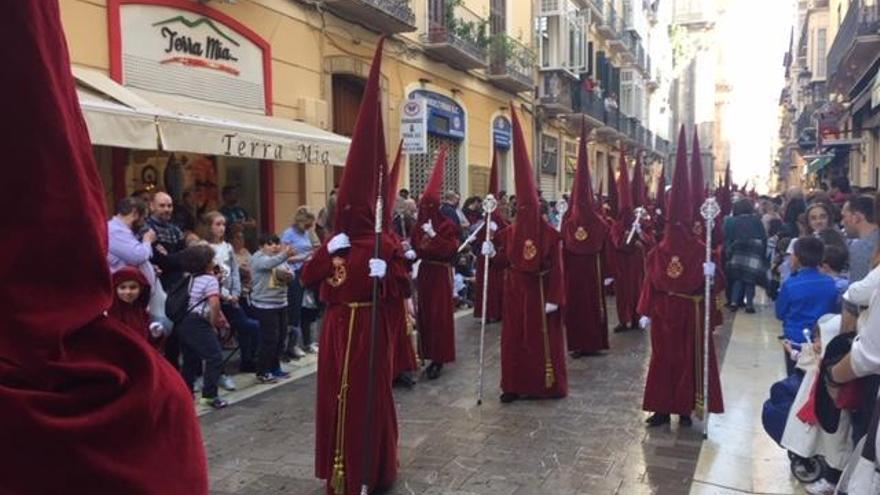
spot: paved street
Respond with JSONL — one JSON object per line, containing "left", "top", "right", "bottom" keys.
{"left": 202, "top": 301, "right": 734, "bottom": 495}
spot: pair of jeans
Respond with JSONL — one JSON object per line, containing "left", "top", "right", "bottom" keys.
{"left": 730, "top": 279, "right": 755, "bottom": 309}
{"left": 222, "top": 302, "right": 259, "bottom": 368}
{"left": 178, "top": 314, "right": 223, "bottom": 398}
{"left": 286, "top": 271, "right": 305, "bottom": 350}
{"left": 252, "top": 306, "right": 288, "bottom": 375}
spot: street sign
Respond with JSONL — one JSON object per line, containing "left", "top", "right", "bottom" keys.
{"left": 401, "top": 98, "right": 427, "bottom": 154}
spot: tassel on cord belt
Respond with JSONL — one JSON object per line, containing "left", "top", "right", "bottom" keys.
{"left": 669, "top": 292, "right": 705, "bottom": 418}
{"left": 331, "top": 302, "right": 372, "bottom": 495}
{"left": 538, "top": 271, "right": 554, "bottom": 389}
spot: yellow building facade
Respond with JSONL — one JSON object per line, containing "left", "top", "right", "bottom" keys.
{"left": 59, "top": 0, "right": 536, "bottom": 235}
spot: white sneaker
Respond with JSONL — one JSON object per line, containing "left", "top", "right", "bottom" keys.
{"left": 193, "top": 376, "right": 204, "bottom": 393}
{"left": 292, "top": 345, "right": 307, "bottom": 359}
{"left": 307, "top": 344, "right": 319, "bottom": 354}
{"left": 804, "top": 478, "right": 836, "bottom": 495}
{"left": 219, "top": 374, "right": 237, "bottom": 391}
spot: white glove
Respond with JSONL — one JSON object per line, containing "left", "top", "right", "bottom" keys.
{"left": 703, "top": 261, "right": 716, "bottom": 277}
{"left": 421, "top": 220, "right": 437, "bottom": 238}
{"left": 639, "top": 316, "right": 651, "bottom": 329}
{"left": 655, "top": 208, "right": 662, "bottom": 215}
{"left": 368, "top": 258, "right": 387, "bottom": 279}
{"left": 481, "top": 240, "right": 496, "bottom": 257}
{"left": 327, "top": 233, "right": 351, "bottom": 254}
{"left": 489, "top": 221, "right": 498, "bottom": 232}
{"left": 545, "top": 303, "right": 559, "bottom": 313}
{"left": 404, "top": 249, "right": 417, "bottom": 261}
{"left": 603, "top": 278, "right": 614, "bottom": 287}
{"left": 148, "top": 322, "right": 165, "bottom": 339}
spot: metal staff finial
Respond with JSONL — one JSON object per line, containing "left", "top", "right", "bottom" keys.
{"left": 555, "top": 199, "right": 568, "bottom": 231}
{"left": 699, "top": 196, "right": 719, "bottom": 440}
{"left": 625, "top": 207, "right": 647, "bottom": 245}
{"left": 477, "top": 193, "right": 498, "bottom": 406}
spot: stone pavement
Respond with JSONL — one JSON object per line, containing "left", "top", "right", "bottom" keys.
{"left": 202, "top": 301, "right": 734, "bottom": 495}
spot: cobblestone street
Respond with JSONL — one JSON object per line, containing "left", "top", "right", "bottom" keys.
{"left": 202, "top": 302, "right": 734, "bottom": 495}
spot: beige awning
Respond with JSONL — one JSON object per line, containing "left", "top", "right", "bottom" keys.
{"left": 72, "top": 67, "right": 350, "bottom": 166}
{"left": 137, "top": 90, "right": 349, "bottom": 167}
{"left": 74, "top": 67, "right": 160, "bottom": 150}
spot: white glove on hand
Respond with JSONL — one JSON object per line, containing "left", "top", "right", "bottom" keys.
{"left": 489, "top": 221, "right": 498, "bottom": 232}
{"left": 148, "top": 322, "right": 165, "bottom": 339}
{"left": 703, "top": 261, "right": 716, "bottom": 277}
{"left": 655, "top": 208, "right": 662, "bottom": 215}
{"left": 421, "top": 220, "right": 437, "bottom": 238}
{"left": 481, "top": 240, "right": 496, "bottom": 257}
{"left": 639, "top": 316, "right": 651, "bottom": 330}
{"left": 603, "top": 278, "right": 614, "bottom": 287}
{"left": 327, "top": 233, "right": 351, "bottom": 254}
{"left": 368, "top": 258, "right": 387, "bottom": 279}
{"left": 545, "top": 303, "right": 559, "bottom": 314}
{"left": 404, "top": 249, "right": 417, "bottom": 261}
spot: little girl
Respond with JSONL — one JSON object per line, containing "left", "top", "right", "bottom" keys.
{"left": 109, "top": 267, "right": 165, "bottom": 347}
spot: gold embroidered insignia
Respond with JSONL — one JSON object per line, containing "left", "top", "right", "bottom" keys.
{"left": 666, "top": 255, "right": 684, "bottom": 279}
{"left": 575, "top": 226, "right": 588, "bottom": 241}
{"left": 328, "top": 257, "right": 347, "bottom": 287}
{"left": 523, "top": 239, "right": 537, "bottom": 260}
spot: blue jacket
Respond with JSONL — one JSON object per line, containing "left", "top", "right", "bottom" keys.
{"left": 775, "top": 267, "right": 839, "bottom": 343}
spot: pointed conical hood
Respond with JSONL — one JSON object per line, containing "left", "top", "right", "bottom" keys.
{"left": 384, "top": 139, "right": 404, "bottom": 230}
{"left": 690, "top": 128, "right": 705, "bottom": 216}
{"left": 631, "top": 154, "right": 647, "bottom": 207}
{"left": 334, "top": 38, "right": 387, "bottom": 236}
{"left": 648, "top": 125, "right": 705, "bottom": 294}
{"left": 488, "top": 149, "right": 501, "bottom": 196}
{"left": 605, "top": 156, "right": 618, "bottom": 217}
{"left": 509, "top": 105, "right": 545, "bottom": 273}
{"left": 419, "top": 146, "right": 446, "bottom": 209}
{"left": 562, "top": 121, "right": 607, "bottom": 254}
{"left": 616, "top": 150, "right": 633, "bottom": 219}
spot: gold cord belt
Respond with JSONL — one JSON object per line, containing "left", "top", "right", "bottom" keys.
{"left": 669, "top": 291, "right": 706, "bottom": 417}
{"left": 538, "top": 271, "right": 555, "bottom": 389}
{"left": 331, "top": 301, "right": 372, "bottom": 495}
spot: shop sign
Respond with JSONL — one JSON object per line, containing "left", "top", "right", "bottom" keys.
{"left": 121, "top": 4, "right": 266, "bottom": 112}
{"left": 220, "top": 133, "right": 333, "bottom": 165}
{"left": 409, "top": 90, "right": 465, "bottom": 140}
{"left": 401, "top": 98, "right": 428, "bottom": 154}
{"left": 493, "top": 116, "right": 511, "bottom": 149}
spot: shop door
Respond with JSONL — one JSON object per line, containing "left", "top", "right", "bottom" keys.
{"left": 332, "top": 75, "right": 365, "bottom": 137}
{"left": 409, "top": 134, "right": 461, "bottom": 198}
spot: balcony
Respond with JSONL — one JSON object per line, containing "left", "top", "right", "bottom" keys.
{"left": 589, "top": 0, "right": 605, "bottom": 20}
{"left": 488, "top": 34, "right": 536, "bottom": 93}
{"left": 574, "top": 87, "right": 607, "bottom": 127}
{"left": 323, "top": 0, "right": 416, "bottom": 33}
{"left": 654, "top": 136, "right": 670, "bottom": 156}
{"left": 597, "top": 3, "right": 619, "bottom": 39}
{"left": 539, "top": 71, "right": 575, "bottom": 115}
{"left": 421, "top": 0, "right": 489, "bottom": 70}
{"left": 827, "top": 0, "right": 880, "bottom": 95}
{"left": 644, "top": 129, "right": 654, "bottom": 151}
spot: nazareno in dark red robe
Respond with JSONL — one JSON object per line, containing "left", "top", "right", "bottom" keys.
{"left": 301, "top": 234, "right": 410, "bottom": 495}
{"left": 609, "top": 216, "right": 651, "bottom": 327}
{"left": 562, "top": 233, "right": 611, "bottom": 353}
{"left": 493, "top": 223, "right": 569, "bottom": 398}
{"left": 638, "top": 225, "right": 725, "bottom": 416}
{"left": 412, "top": 216, "right": 459, "bottom": 364}
{"left": 0, "top": 2, "right": 208, "bottom": 493}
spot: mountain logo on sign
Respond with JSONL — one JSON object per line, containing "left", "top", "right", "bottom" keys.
{"left": 153, "top": 15, "right": 241, "bottom": 75}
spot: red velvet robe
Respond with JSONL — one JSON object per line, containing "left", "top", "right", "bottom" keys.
{"left": 609, "top": 220, "right": 651, "bottom": 327}
{"left": 563, "top": 242, "right": 610, "bottom": 353}
{"left": 493, "top": 225, "right": 568, "bottom": 398}
{"left": 0, "top": 3, "right": 208, "bottom": 493}
{"left": 301, "top": 235, "right": 409, "bottom": 495}
{"left": 473, "top": 215, "right": 509, "bottom": 322}
{"left": 638, "top": 246, "right": 725, "bottom": 416}
{"left": 413, "top": 220, "right": 459, "bottom": 364}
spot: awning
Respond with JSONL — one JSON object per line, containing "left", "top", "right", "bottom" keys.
{"left": 73, "top": 67, "right": 350, "bottom": 166}
{"left": 807, "top": 155, "right": 833, "bottom": 174}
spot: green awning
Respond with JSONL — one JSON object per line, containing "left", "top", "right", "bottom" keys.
{"left": 807, "top": 156, "right": 833, "bottom": 174}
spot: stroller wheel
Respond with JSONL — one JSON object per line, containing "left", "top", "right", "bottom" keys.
{"left": 790, "top": 455, "right": 826, "bottom": 484}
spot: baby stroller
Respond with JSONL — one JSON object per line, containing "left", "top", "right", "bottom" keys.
{"left": 762, "top": 315, "right": 854, "bottom": 484}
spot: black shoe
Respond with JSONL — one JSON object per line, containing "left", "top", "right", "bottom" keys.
{"left": 679, "top": 415, "right": 692, "bottom": 427}
{"left": 645, "top": 413, "right": 670, "bottom": 427}
{"left": 570, "top": 351, "right": 584, "bottom": 359}
{"left": 630, "top": 320, "right": 641, "bottom": 329}
{"left": 425, "top": 363, "right": 443, "bottom": 380}
{"left": 500, "top": 392, "right": 520, "bottom": 403}
{"left": 728, "top": 305, "right": 739, "bottom": 312}
{"left": 613, "top": 324, "right": 630, "bottom": 333}
{"left": 393, "top": 374, "right": 416, "bottom": 389}
{"left": 745, "top": 307, "right": 756, "bottom": 314}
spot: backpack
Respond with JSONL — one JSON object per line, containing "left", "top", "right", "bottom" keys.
{"left": 165, "top": 275, "right": 209, "bottom": 325}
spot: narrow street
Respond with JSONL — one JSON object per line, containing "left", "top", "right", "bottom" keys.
{"left": 202, "top": 298, "right": 753, "bottom": 495}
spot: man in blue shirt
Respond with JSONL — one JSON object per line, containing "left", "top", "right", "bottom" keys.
{"left": 775, "top": 236, "right": 839, "bottom": 375}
